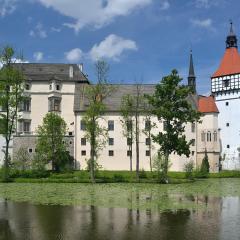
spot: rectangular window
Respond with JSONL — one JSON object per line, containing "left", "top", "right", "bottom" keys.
{"left": 191, "top": 123, "right": 195, "bottom": 133}
{"left": 25, "top": 84, "right": 30, "bottom": 90}
{"left": 127, "top": 150, "right": 132, "bottom": 156}
{"left": 145, "top": 120, "right": 151, "bottom": 131}
{"left": 109, "top": 150, "right": 114, "bottom": 156}
{"left": 109, "top": 138, "right": 114, "bottom": 146}
{"left": 226, "top": 102, "right": 229, "bottom": 106}
{"left": 145, "top": 138, "right": 150, "bottom": 145}
{"left": 191, "top": 139, "right": 195, "bottom": 146}
{"left": 127, "top": 120, "right": 132, "bottom": 132}
{"left": 226, "top": 123, "right": 229, "bottom": 127}
{"left": 81, "top": 138, "right": 86, "bottom": 146}
{"left": 23, "top": 99, "right": 31, "bottom": 112}
{"left": 192, "top": 151, "right": 194, "bottom": 156}
{"left": 80, "top": 120, "right": 86, "bottom": 130}
{"left": 146, "top": 150, "right": 150, "bottom": 156}
{"left": 49, "top": 97, "right": 61, "bottom": 112}
{"left": 227, "top": 145, "right": 230, "bottom": 149}
{"left": 213, "top": 131, "right": 217, "bottom": 142}
{"left": 127, "top": 138, "right": 132, "bottom": 146}
{"left": 108, "top": 120, "right": 114, "bottom": 131}
{"left": 81, "top": 150, "right": 86, "bottom": 156}
{"left": 28, "top": 148, "right": 33, "bottom": 153}
{"left": 23, "top": 121, "right": 30, "bottom": 133}
{"left": 68, "top": 132, "right": 73, "bottom": 136}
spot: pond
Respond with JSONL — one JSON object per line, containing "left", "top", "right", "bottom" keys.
{"left": 0, "top": 179, "right": 240, "bottom": 240}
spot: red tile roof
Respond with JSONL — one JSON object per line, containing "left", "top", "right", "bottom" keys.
{"left": 198, "top": 95, "right": 219, "bottom": 113}
{"left": 212, "top": 48, "right": 240, "bottom": 78}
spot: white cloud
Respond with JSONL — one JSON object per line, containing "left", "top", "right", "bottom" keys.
{"left": 0, "top": 0, "right": 17, "bottom": 17}
{"left": 33, "top": 51, "right": 43, "bottom": 61}
{"left": 191, "top": 18, "right": 214, "bottom": 30}
{"left": 51, "top": 27, "right": 61, "bottom": 32}
{"left": 160, "top": 1, "right": 170, "bottom": 10}
{"left": 37, "top": 0, "right": 152, "bottom": 32}
{"left": 194, "top": 0, "right": 224, "bottom": 8}
{"left": 65, "top": 48, "right": 83, "bottom": 62}
{"left": 29, "top": 23, "right": 47, "bottom": 38}
{"left": 89, "top": 34, "right": 137, "bottom": 61}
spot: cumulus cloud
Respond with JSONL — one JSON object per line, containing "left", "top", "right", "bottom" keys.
{"left": 37, "top": 0, "right": 152, "bottom": 32}
{"left": 51, "top": 27, "right": 61, "bottom": 32}
{"left": 33, "top": 51, "right": 43, "bottom": 61}
{"left": 191, "top": 18, "right": 215, "bottom": 31}
{"left": 29, "top": 23, "right": 47, "bottom": 38}
{"left": 65, "top": 48, "right": 83, "bottom": 62}
{"left": 0, "top": 0, "right": 17, "bottom": 17}
{"left": 89, "top": 34, "right": 137, "bottom": 61}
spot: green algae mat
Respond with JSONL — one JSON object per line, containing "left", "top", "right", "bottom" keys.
{"left": 0, "top": 178, "right": 240, "bottom": 211}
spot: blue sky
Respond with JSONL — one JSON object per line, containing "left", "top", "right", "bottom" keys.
{"left": 0, "top": 0, "right": 239, "bottom": 94}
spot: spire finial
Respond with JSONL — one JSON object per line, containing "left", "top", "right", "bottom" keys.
{"left": 188, "top": 49, "right": 196, "bottom": 94}
{"left": 226, "top": 20, "right": 238, "bottom": 48}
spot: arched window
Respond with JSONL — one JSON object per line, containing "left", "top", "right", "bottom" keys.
{"left": 207, "top": 131, "right": 211, "bottom": 142}
{"left": 213, "top": 131, "right": 217, "bottom": 142}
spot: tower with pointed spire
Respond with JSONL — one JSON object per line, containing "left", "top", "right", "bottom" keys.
{"left": 211, "top": 22, "right": 240, "bottom": 170}
{"left": 226, "top": 21, "right": 238, "bottom": 48}
{"left": 188, "top": 50, "right": 196, "bottom": 93}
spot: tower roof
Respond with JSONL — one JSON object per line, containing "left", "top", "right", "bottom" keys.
{"left": 212, "top": 47, "right": 240, "bottom": 77}
{"left": 188, "top": 50, "right": 195, "bottom": 77}
{"left": 212, "top": 22, "right": 240, "bottom": 78}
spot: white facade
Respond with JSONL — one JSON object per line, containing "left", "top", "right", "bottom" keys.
{"left": 213, "top": 90, "right": 240, "bottom": 170}
{"left": 0, "top": 63, "right": 220, "bottom": 172}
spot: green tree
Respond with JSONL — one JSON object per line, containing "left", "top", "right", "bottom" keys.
{"left": 146, "top": 70, "right": 201, "bottom": 182}
{"left": 201, "top": 150, "right": 210, "bottom": 175}
{"left": 142, "top": 111, "right": 156, "bottom": 172}
{"left": 120, "top": 94, "right": 135, "bottom": 171}
{"left": 35, "top": 112, "right": 67, "bottom": 172}
{"left": 82, "top": 60, "right": 113, "bottom": 183}
{"left": 0, "top": 46, "right": 25, "bottom": 181}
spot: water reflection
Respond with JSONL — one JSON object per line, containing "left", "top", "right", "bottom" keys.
{"left": 0, "top": 195, "right": 239, "bottom": 240}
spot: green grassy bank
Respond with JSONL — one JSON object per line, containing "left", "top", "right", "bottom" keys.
{"left": 1, "top": 169, "right": 240, "bottom": 183}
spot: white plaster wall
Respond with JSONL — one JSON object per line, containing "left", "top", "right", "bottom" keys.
{"left": 76, "top": 113, "right": 197, "bottom": 171}
{"left": 215, "top": 92, "right": 240, "bottom": 169}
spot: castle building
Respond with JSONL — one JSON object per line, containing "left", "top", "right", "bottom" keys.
{"left": 211, "top": 22, "right": 240, "bottom": 170}
{"left": 0, "top": 54, "right": 220, "bottom": 172}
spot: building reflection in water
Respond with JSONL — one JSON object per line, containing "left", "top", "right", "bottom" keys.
{"left": 0, "top": 194, "right": 239, "bottom": 240}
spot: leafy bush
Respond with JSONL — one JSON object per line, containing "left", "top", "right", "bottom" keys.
{"left": 184, "top": 161, "right": 194, "bottom": 179}
{"left": 9, "top": 169, "right": 50, "bottom": 178}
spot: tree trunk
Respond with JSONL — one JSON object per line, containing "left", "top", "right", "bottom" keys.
{"left": 149, "top": 131, "right": 152, "bottom": 172}
{"left": 90, "top": 122, "right": 96, "bottom": 183}
{"left": 135, "top": 113, "right": 139, "bottom": 181}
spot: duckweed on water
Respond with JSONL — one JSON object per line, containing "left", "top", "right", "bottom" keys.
{"left": 0, "top": 178, "right": 239, "bottom": 211}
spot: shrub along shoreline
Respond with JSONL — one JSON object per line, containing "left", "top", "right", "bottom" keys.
{"left": 0, "top": 169, "right": 240, "bottom": 184}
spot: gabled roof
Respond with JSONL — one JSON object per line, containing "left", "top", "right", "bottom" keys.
{"left": 74, "top": 84, "right": 198, "bottom": 112}
{"left": 198, "top": 95, "right": 219, "bottom": 113}
{"left": 12, "top": 63, "right": 89, "bottom": 82}
{"left": 212, "top": 48, "right": 240, "bottom": 78}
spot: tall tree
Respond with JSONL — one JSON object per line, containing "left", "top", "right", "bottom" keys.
{"left": 145, "top": 69, "right": 201, "bottom": 182}
{"left": 121, "top": 84, "right": 145, "bottom": 180}
{"left": 142, "top": 112, "right": 156, "bottom": 172}
{"left": 0, "top": 46, "right": 25, "bottom": 181}
{"left": 36, "top": 112, "right": 67, "bottom": 172}
{"left": 120, "top": 94, "right": 135, "bottom": 171}
{"left": 82, "top": 60, "right": 113, "bottom": 183}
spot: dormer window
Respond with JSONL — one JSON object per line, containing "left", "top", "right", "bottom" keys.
{"left": 49, "top": 84, "right": 52, "bottom": 90}
{"left": 56, "top": 84, "right": 60, "bottom": 91}
{"left": 69, "top": 66, "right": 73, "bottom": 78}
